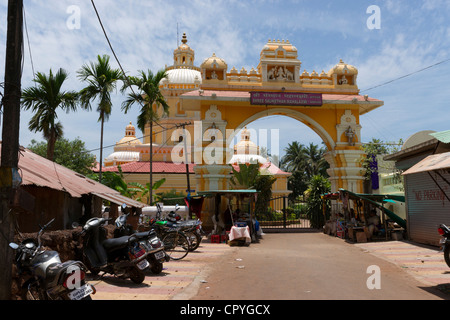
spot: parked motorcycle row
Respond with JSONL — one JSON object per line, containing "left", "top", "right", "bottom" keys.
{"left": 9, "top": 204, "right": 205, "bottom": 300}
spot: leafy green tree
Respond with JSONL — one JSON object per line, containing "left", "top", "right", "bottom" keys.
{"left": 127, "top": 178, "right": 166, "bottom": 205}
{"left": 230, "top": 162, "right": 277, "bottom": 219}
{"left": 306, "top": 175, "right": 331, "bottom": 229}
{"left": 230, "top": 163, "right": 261, "bottom": 189}
{"left": 303, "top": 142, "right": 329, "bottom": 179}
{"left": 28, "top": 137, "right": 95, "bottom": 176}
{"left": 121, "top": 69, "right": 170, "bottom": 204}
{"left": 281, "top": 141, "right": 306, "bottom": 173}
{"left": 155, "top": 189, "right": 186, "bottom": 206}
{"left": 281, "top": 141, "right": 329, "bottom": 201}
{"left": 77, "top": 54, "right": 123, "bottom": 183}
{"left": 254, "top": 174, "right": 277, "bottom": 217}
{"left": 21, "top": 68, "right": 79, "bottom": 161}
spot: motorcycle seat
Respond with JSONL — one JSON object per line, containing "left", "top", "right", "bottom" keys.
{"left": 102, "top": 236, "right": 133, "bottom": 252}
{"left": 134, "top": 230, "right": 157, "bottom": 239}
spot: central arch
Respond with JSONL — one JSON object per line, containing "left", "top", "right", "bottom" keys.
{"left": 233, "top": 108, "right": 336, "bottom": 151}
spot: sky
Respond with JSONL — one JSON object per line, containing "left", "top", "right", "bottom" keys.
{"left": 1, "top": 0, "right": 450, "bottom": 164}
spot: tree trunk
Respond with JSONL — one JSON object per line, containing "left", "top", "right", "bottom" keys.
{"left": 46, "top": 131, "right": 56, "bottom": 161}
{"left": 99, "top": 116, "right": 104, "bottom": 183}
{"left": 149, "top": 121, "right": 153, "bottom": 205}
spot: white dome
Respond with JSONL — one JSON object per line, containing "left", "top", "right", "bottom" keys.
{"left": 105, "top": 151, "right": 140, "bottom": 163}
{"left": 165, "top": 68, "right": 201, "bottom": 85}
{"left": 229, "top": 154, "right": 268, "bottom": 165}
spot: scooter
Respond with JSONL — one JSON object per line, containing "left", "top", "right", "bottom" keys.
{"left": 10, "top": 218, "right": 95, "bottom": 300}
{"left": 79, "top": 217, "right": 149, "bottom": 284}
{"left": 438, "top": 224, "right": 450, "bottom": 267}
{"left": 114, "top": 213, "right": 169, "bottom": 275}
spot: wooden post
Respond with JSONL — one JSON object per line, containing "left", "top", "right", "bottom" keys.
{"left": 0, "top": 0, "right": 23, "bottom": 300}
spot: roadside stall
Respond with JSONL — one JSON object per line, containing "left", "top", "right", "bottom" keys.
{"left": 322, "top": 189, "right": 406, "bottom": 243}
{"left": 196, "top": 189, "right": 260, "bottom": 245}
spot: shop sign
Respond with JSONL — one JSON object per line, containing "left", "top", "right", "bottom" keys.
{"left": 250, "top": 91, "right": 323, "bottom": 106}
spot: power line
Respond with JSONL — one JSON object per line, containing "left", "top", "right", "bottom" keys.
{"left": 23, "top": 4, "right": 35, "bottom": 78}
{"left": 82, "top": 121, "right": 192, "bottom": 155}
{"left": 89, "top": 0, "right": 167, "bottom": 131}
{"left": 361, "top": 57, "right": 450, "bottom": 93}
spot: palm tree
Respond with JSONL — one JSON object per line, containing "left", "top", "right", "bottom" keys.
{"left": 77, "top": 54, "right": 123, "bottom": 183}
{"left": 303, "top": 142, "right": 329, "bottom": 180}
{"left": 21, "top": 68, "right": 78, "bottom": 161}
{"left": 121, "top": 69, "right": 170, "bottom": 205}
{"left": 281, "top": 141, "right": 306, "bottom": 173}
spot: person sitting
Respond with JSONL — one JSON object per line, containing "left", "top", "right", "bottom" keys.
{"left": 367, "top": 209, "right": 381, "bottom": 239}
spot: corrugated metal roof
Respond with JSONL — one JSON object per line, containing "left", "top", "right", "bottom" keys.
{"left": 429, "top": 130, "right": 450, "bottom": 143}
{"left": 91, "top": 192, "right": 147, "bottom": 208}
{"left": 2, "top": 144, "right": 146, "bottom": 207}
{"left": 402, "top": 151, "right": 450, "bottom": 175}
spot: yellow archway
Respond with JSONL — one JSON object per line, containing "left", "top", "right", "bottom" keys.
{"left": 171, "top": 39, "right": 383, "bottom": 195}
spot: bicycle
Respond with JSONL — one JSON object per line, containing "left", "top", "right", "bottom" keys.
{"left": 138, "top": 204, "right": 190, "bottom": 260}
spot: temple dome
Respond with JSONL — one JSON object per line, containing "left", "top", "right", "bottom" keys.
{"left": 201, "top": 53, "right": 227, "bottom": 70}
{"left": 104, "top": 151, "right": 140, "bottom": 164}
{"left": 116, "top": 122, "right": 142, "bottom": 149}
{"left": 164, "top": 68, "right": 201, "bottom": 85}
{"left": 161, "top": 33, "right": 202, "bottom": 86}
{"left": 327, "top": 59, "right": 358, "bottom": 76}
{"left": 229, "top": 127, "right": 268, "bottom": 165}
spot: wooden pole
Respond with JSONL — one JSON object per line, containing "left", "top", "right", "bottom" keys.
{"left": 0, "top": 0, "right": 23, "bottom": 300}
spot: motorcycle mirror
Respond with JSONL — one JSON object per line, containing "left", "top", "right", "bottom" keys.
{"left": 9, "top": 243, "right": 19, "bottom": 250}
{"left": 72, "top": 222, "right": 79, "bottom": 229}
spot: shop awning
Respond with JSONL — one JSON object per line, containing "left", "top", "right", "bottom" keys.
{"left": 322, "top": 189, "right": 406, "bottom": 229}
{"left": 429, "top": 130, "right": 450, "bottom": 143}
{"left": 402, "top": 151, "right": 450, "bottom": 175}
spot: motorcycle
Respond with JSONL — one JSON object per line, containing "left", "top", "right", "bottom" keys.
{"left": 438, "top": 224, "right": 450, "bottom": 267}
{"left": 78, "top": 216, "right": 150, "bottom": 284}
{"left": 114, "top": 213, "right": 169, "bottom": 275}
{"left": 9, "top": 218, "right": 95, "bottom": 300}
{"left": 160, "top": 204, "right": 204, "bottom": 251}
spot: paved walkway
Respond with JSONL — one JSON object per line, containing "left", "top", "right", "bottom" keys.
{"left": 355, "top": 240, "right": 450, "bottom": 289}
{"left": 87, "top": 241, "right": 234, "bottom": 300}
{"left": 87, "top": 237, "right": 450, "bottom": 300}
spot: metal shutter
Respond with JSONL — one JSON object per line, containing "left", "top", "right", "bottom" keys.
{"left": 405, "top": 171, "right": 450, "bottom": 246}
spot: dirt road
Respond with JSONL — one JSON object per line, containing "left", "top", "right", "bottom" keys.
{"left": 183, "top": 232, "right": 448, "bottom": 300}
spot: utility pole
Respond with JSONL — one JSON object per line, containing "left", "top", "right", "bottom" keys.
{"left": 0, "top": 0, "right": 23, "bottom": 300}
{"left": 181, "top": 123, "right": 192, "bottom": 218}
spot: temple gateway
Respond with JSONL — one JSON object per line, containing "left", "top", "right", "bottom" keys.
{"left": 103, "top": 34, "right": 383, "bottom": 215}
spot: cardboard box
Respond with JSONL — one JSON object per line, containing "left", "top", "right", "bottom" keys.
{"left": 356, "top": 231, "right": 367, "bottom": 243}
{"left": 392, "top": 231, "right": 403, "bottom": 241}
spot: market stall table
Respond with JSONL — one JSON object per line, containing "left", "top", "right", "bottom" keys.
{"left": 229, "top": 225, "right": 251, "bottom": 244}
